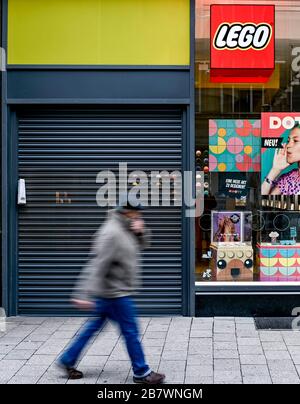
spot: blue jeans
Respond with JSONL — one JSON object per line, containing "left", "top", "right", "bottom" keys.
{"left": 59, "top": 296, "right": 151, "bottom": 378}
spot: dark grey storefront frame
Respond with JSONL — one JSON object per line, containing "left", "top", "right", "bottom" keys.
{"left": 1, "top": 0, "right": 196, "bottom": 317}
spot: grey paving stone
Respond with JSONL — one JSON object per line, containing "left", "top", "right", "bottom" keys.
{"left": 143, "top": 346, "right": 164, "bottom": 356}
{"left": 234, "top": 318, "right": 254, "bottom": 324}
{"left": 269, "top": 372, "right": 300, "bottom": 384}
{"left": 185, "top": 365, "right": 213, "bottom": 377}
{"left": 7, "top": 375, "right": 41, "bottom": 384}
{"left": 157, "top": 360, "right": 185, "bottom": 371}
{"left": 214, "top": 370, "right": 242, "bottom": 383}
{"left": 290, "top": 354, "right": 300, "bottom": 365}
{"left": 15, "top": 364, "right": 48, "bottom": 377}
{"left": 213, "top": 349, "right": 239, "bottom": 359}
{"left": 37, "top": 374, "right": 67, "bottom": 384}
{"left": 240, "top": 355, "right": 267, "bottom": 365}
{"left": 214, "top": 341, "right": 238, "bottom": 350}
{"left": 261, "top": 341, "right": 288, "bottom": 351}
{"left": 24, "top": 334, "right": 51, "bottom": 342}
{"left": 237, "top": 338, "right": 261, "bottom": 346}
{"left": 287, "top": 346, "right": 300, "bottom": 354}
{"left": 265, "top": 350, "right": 291, "bottom": 360}
{"left": 141, "top": 337, "right": 165, "bottom": 347}
{"left": 188, "top": 346, "right": 213, "bottom": 355}
{"left": 148, "top": 317, "right": 171, "bottom": 325}
{"left": 160, "top": 341, "right": 188, "bottom": 351}
{"left": 190, "top": 330, "right": 212, "bottom": 338}
{"left": 0, "top": 337, "right": 24, "bottom": 345}
{"left": 35, "top": 345, "right": 65, "bottom": 355}
{"left": 214, "top": 359, "right": 240, "bottom": 370}
{"left": 27, "top": 355, "right": 57, "bottom": 366}
{"left": 236, "top": 331, "right": 259, "bottom": 338}
{"left": 16, "top": 341, "right": 44, "bottom": 351}
{"left": 267, "top": 360, "right": 297, "bottom": 371}
{"left": 184, "top": 376, "right": 213, "bottom": 384}
{"left": 19, "top": 317, "right": 46, "bottom": 325}
{"left": 0, "top": 359, "right": 26, "bottom": 371}
{"left": 213, "top": 333, "right": 236, "bottom": 342}
{"left": 235, "top": 324, "right": 256, "bottom": 332}
{"left": 241, "top": 364, "right": 270, "bottom": 377}
{"left": 189, "top": 338, "right": 212, "bottom": 347}
{"left": 259, "top": 331, "right": 284, "bottom": 342}
{"left": 238, "top": 345, "right": 264, "bottom": 355}
{"left": 143, "top": 331, "right": 167, "bottom": 339}
{"left": 51, "top": 331, "right": 77, "bottom": 339}
{"left": 243, "top": 376, "right": 272, "bottom": 384}
{"left": 78, "top": 355, "right": 108, "bottom": 367}
{"left": 0, "top": 345, "right": 14, "bottom": 354}
{"left": 146, "top": 325, "right": 169, "bottom": 332}
{"left": 161, "top": 350, "right": 187, "bottom": 360}
{"left": 214, "top": 329, "right": 236, "bottom": 335}
{"left": 160, "top": 373, "right": 185, "bottom": 384}
{"left": 187, "top": 354, "right": 213, "bottom": 365}
{"left": 97, "top": 371, "right": 129, "bottom": 384}
{"left": 103, "top": 360, "right": 131, "bottom": 372}
{"left": 5, "top": 349, "right": 36, "bottom": 360}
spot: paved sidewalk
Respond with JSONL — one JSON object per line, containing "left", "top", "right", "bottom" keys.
{"left": 0, "top": 316, "right": 300, "bottom": 384}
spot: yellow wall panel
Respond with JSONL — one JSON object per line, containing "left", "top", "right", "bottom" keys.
{"left": 8, "top": 0, "right": 190, "bottom": 65}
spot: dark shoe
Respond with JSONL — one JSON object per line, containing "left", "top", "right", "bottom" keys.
{"left": 66, "top": 367, "right": 83, "bottom": 380}
{"left": 133, "top": 371, "right": 165, "bottom": 384}
{"left": 56, "top": 360, "right": 83, "bottom": 380}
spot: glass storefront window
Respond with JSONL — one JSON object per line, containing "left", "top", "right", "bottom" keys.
{"left": 195, "top": 0, "right": 300, "bottom": 284}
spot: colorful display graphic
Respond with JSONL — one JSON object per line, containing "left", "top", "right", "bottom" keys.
{"left": 261, "top": 113, "right": 300, "bottom": 196}
{"left": 258, "top": 244, "right": 300, "bottom": 281}
{"left": 209, "top": 119, "right": 261, "bottom": 172}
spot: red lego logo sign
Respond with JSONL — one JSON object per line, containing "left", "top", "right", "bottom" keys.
{"left": 210, "top": 5, "right": 275, "bottom": 83}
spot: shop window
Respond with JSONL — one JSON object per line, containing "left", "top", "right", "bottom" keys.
{"left": 195, "top": 0, "right": 300, "bottom": 284}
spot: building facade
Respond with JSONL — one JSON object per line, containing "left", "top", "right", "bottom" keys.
{"left": 1, "top": 0, "right": 300, "bottom": 317}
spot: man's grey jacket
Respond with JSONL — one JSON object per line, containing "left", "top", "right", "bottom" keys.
{"left": 72, "top": 209, "right": 151, "bottom": 300}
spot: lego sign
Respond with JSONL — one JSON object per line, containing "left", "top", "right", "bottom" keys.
{"left": 210, "top": 5, "right": 275, "bottom": 83}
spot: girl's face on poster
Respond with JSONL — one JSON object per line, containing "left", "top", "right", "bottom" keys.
{"left": 287, "top": 127, "right": 300, "bottom": 164}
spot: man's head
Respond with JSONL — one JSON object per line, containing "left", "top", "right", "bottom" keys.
{"left": 116, "top": 193, "right": 144, "bottom": 219}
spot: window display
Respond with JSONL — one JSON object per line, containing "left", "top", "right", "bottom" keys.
{"left": 210, "top": 211, "right": 254, "bottom": 282}
{"left": 257, "top": 211, "right": 300, "bottom": 281}
{"left": 195, "top": 0, "right": 300, "bottom": 285}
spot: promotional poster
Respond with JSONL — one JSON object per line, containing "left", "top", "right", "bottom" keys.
{"left": 261, "top": 113, "right": 300, "bottom": 195}
{"left": 211, "top": 211, "right": 242, "bottom": 242}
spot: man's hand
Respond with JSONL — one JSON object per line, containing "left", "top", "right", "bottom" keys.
{"left": 130, "top": 219, "right": 145, "bottom": 234}
{"left": 71, "top": 299, "right": 95, "bottom": 310}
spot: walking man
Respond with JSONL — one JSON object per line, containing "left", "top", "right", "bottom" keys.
{"left": 57, "top": 200, "right": 165, "bottom": 384}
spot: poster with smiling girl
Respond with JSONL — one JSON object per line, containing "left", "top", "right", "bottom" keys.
{"left": 261, "top": 113, "right": 300, "bottom": 196}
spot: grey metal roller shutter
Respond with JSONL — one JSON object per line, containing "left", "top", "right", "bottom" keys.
{"left": 17, "top": 107, "right": 183, "bottom": 315}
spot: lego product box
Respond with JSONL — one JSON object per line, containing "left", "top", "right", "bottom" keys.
{"left": 211, "top": 242, "right": 254, "bottom": 281}
{"left": 258, "top": 243, "right": 300, "bottom": 281}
